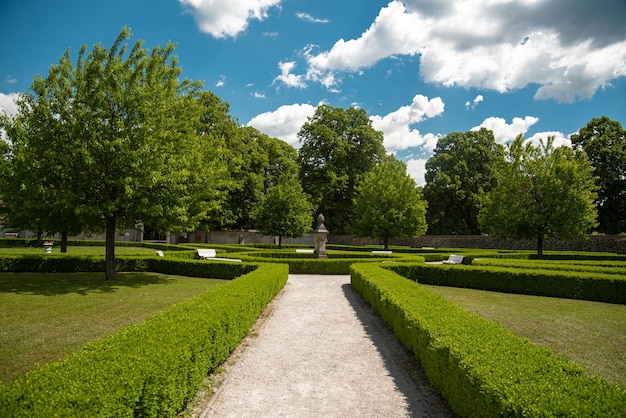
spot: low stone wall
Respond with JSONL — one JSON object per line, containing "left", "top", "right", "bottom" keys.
{"left": 328, "top": 234, "right": 626, "bottom": 254}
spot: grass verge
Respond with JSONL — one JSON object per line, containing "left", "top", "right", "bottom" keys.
{"left": 0, "top": 272, "right": 226, "bottom": 384}
{"left": 425, "top": 285, "right": 626, "bottom": 386}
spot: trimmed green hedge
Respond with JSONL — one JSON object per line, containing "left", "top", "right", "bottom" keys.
{"left": 233, "top": 251, "right": 424, "bottom": 274}
{"left": 350, "top": 262, "right": 626, "bottom": 417}
{"left": 0, "top": 262, "right": 288, "bottom": 417}
{"left": 391, "top": 263, "right": 626, "bottom": 304}
{"left": 472, "top": 257, "right": 626, "bottom": 275}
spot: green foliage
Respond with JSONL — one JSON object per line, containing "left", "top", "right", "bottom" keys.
{"left": 571, "top": 116, "right": 626, "bottom": 233}
{"left": 424, "top": 128, "right": 504, "bottom": 234}
{"left": 350, "top": 263, "right": 626, "bottom": 417}
{"left": 391, "top": 263, "right": 626, "bottom": 304}
{"left": 0, "top": 263, "right": 288, "bottom": 417}
{"left": 298, "top": 104, "right": 386, "bottom": 233}
{"left": 252, "top": 177, "right": 313, "bottom": 247}
{"left": 351, "top": 157, "right": 428, "bottom": 249}
{"left": 480, "top": 135, "right": 598, "bottom": 257}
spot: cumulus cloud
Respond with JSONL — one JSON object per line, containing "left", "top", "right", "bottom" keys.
{"left": 405, "top": 158, "right": 428, "bottom": 187}
{"left": 0, "top": 92, "right": 19, "bottom": 117}
{"left": 472, "top": 116, "right": 539, "bottom": 144}
{"left": 526, "top": 131, "right": 571, "bottom": 149}
{"left": 178, "top": 0, "right": 282, "bottom": 38}
{"left": 465, "top": 94, "right": 483, "bottom": 110}
{"left": 247, "top": 103, "right": 317, "bottom": 147}
{"left": 274, "top": 61, "right": 307, "bottom": 88}
{"left": 370, "top": 94, "right": 444, "bottom": 152}
{"left": 303, "top": 0, "right": 626, "bottom": 102}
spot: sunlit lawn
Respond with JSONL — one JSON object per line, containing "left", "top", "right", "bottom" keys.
{"left": 426, "top": 285, "right": 626, "bottom": 386}
{"left": 0, "top": 272, "right": 226, "bottom": 384}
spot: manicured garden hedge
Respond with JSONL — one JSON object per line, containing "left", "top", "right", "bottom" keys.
{"left": 472, "top": 257, "right": 626, "bottom": 275}
{"left": 350, "top": 262, "right": 626, "bottom": 417}
{"left": 0, "top": 262, "right": 288, "bottom": 417}
{"left": 390, "top": 263, "right": 626, "bottom": 304}
{"left": 232, "top": 250, "right": 423, "bottom": 274}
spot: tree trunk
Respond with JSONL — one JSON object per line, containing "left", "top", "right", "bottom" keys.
{"left": 536, "top": 233, "right": 544, "bottom": 259}
{"left": 278, "top": 235, "right": 283, "bottom": 249}
{"left": 105, "top": 216, "right": 117, "bottom": 280}
{"left": 60, "top": 231, "right": 68, "bottom": 253}
{"left": 383, "top": 236, "right": 389, "bottom": 250}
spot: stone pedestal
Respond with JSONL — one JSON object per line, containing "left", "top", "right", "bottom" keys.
{"left": 313, "top": 214, "right": 329, "bottom": 259}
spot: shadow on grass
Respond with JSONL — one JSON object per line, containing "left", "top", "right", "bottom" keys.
{"left": 341, "top": 283, "right": 455, "bottom": 417}
{"left": 0, "top": 272, "right": 175, "bottom": 296}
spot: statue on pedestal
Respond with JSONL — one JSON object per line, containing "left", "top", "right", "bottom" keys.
{"left": 313, "top": 214, "right": 329, "bottom": 259}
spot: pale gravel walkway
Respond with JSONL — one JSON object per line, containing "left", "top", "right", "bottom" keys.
{"left": 201, "top": 275, "right": 454, "bottom": 417}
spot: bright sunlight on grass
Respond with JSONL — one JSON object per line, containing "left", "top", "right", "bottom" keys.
{"left": 425, "top": 285, "right": 626, "bottom": 386}
{"left": 0, "top": 272, "right": 226, "bottom": 384}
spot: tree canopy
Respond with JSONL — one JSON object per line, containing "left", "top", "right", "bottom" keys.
{"left": 351, "top": 157, "right": 428, "bottom": 249}
{"left": 423, "top": 128, "right": 504, "bottom": 234}
{"left": 252, "top": 177, "right": 312, "bottom": 248}
{"left": 0, "top": 27, "right": 227, "bottom": 279}
{"left": 297, "top": 104, "right": 386, "bottom": 234}
{"left": 479, "top": 135, "right": 598, "bottom": 257}
{"left": 570, "top": 116, "right": 626, "bottom": 234}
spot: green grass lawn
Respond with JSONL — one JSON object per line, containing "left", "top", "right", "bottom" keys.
{"left": 425, "top": 285, "right": 626, "bottom": 386}
{"left": 0, "top": 272, "right": 226, "bottom": 384}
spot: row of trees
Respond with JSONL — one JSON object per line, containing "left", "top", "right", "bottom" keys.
{"left": 0, "top": 28, "right": 623, "bottom": 278}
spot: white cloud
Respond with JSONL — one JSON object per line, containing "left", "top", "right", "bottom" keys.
{"left": 0, "top": 92, "right": 19, "bottom": 117}
{"left": 465, "top": 94, "right": 484, "bottom": 109}
{"left": 296, "top": 12, "right": 329, "bottom": 24}
{"left": 247, "top": 103, "right": 317, "bottom": 147}
{"left": 526, "top": 131, "right": 571, "bottom": 149}
{"left": 215, "top": 75, "right": 226, "bottom": 87}
{"left": 370, "top": 94, "right": 444, "bottom": 152}
{"left": 472, "top": 116, "right": 539, "bottom": 144}
{"left": 303, "top": 0, "right": 626, "bottom": 101}
{"left": 274, "top": 61, "right": 307, "bottom": 88}
{"left": 178, "top": 0, "right": 282, "bottom": 38}
{"left": 252, "top": 92, "right": 266, "bottom": 99}
{"left": 406, "top": 158, "right": 428, "bottom": 187}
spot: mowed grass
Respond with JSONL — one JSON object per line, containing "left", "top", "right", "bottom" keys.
{"left": 425, "top": 285, "right": 626, "bottom": 386}
{"left": 0, "top": 272, "right": 226, "bottom": 384}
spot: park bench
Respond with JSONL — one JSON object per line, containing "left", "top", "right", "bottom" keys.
{"left": 295, "top": 249, "right": 314, "bottom": 253}
{"left": 155, "top": 250, "right": 164, "bottom": 257}
{"left": 372, "top": 250, "right": 392, "bottom": 254}
{"left": 197, "top": 248, "right": 242, "bottom": 262}
{"left": 442, "top": 254, "right": 465, "bottom": 264}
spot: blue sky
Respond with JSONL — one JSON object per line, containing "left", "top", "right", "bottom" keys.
{"left": 1, "top": 0, "right": 625, "bottom": 185}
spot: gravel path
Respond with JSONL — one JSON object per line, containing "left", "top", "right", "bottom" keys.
{"left": 200, "top": 274, "right": 454, "bottom": 417}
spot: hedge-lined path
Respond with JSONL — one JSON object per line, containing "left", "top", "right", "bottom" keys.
{"left": 200, "top": 274, "right": 454, "bottom": 417}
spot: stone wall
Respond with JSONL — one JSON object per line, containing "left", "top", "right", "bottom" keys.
{"left": 328, "top": 234, "right": 626, "bottom": 254}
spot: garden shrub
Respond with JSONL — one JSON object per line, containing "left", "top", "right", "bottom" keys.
{"left": 390, "top": 263, "right": 626, "bottom": 304}
{"left": 350, "top": 262, "right": 626, "bottom": 417}
{"left": 0, "top": 262, "right": 288, "bottom": 417}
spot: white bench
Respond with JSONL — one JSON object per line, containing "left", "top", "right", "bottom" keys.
{"left": 197, "top": 249, "right": 217, "bottom": 259}
{"left": 197, "top": 248, "right": 242, "bottom": 262}
{"left": 155, "top": 250, "right": 164, "bottom": 257}
{"left": 372, "top": 250, "right": 392, "bottom": 254}
{"left": 296, "top": 249, "right": 314, "bottom": 253}
{"left": 442, "top": 254, "right": 465, "bottom": 264}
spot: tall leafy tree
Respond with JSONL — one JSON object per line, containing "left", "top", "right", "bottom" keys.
{"left": 479, "top": 135, "right": 598, "bottom": 258}
{"left": 570, "top": 116, "right": 626, "bottom": 234}
{"left": 252, "top": 177, "right": 312, "bottom": 248}
{"left": 298, "top": 104, "right": 386, "bottom": 233}
{"left": 351, "top": 157, "right": 428, "bottom": 249}
{"left": 1, "top": 27, "right": 226, "bottom": 279}
{"left": 424, "top": 128, "right": 504, "bottom": 234}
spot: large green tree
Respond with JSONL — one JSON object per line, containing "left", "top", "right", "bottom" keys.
{"left": 570, "top": 116, "right": 626, "bottom": 234}
{"left": 424, "top": 128, "right": 504, "bottom": 235}
{"left": 1, "top": 27, "right": 226, "bottom": 279}
{"left": 351, "top": 157, "right": 428, "bottom": 249}
{"left": 252, "top": 177, "right": 312, "bottom": 248}
{"left": 298, "top": 104, "right": 386, "bottom": 233}
{"left": 479, "top": 135, "right": 598, "bottom": 258}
